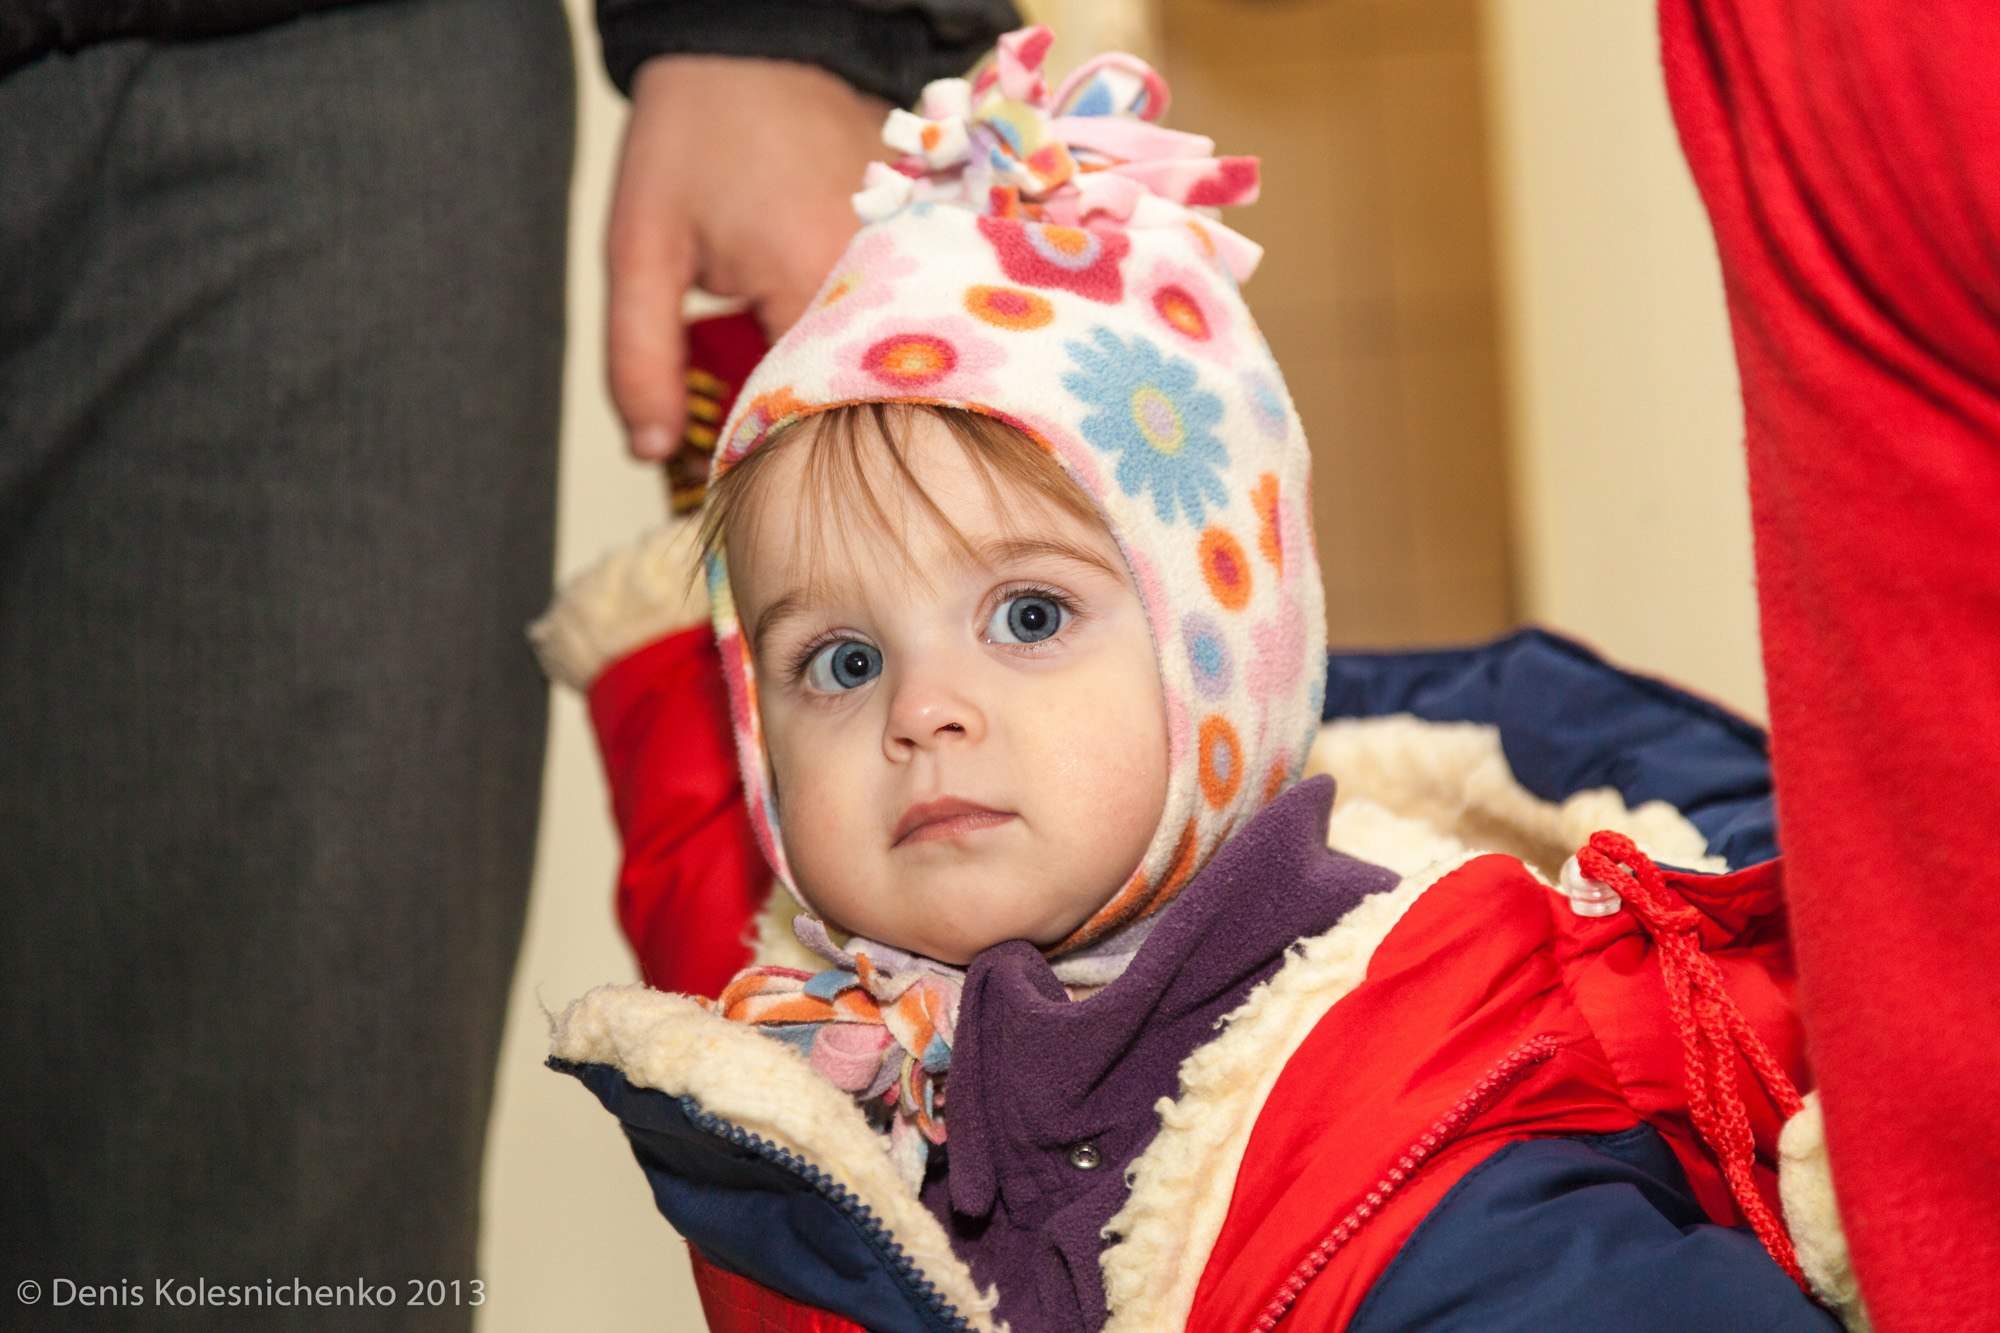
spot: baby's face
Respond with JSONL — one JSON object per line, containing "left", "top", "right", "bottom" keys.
{"left": 727, "top": 414, "right": 1170, "bottom": 964}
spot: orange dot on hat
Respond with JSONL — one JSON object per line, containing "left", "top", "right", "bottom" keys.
{"left": 817, "top": 273, "right": 858, "bottom": 309}
{"left": 1042, "top": 224, "right": 1092, "bottom": 257}
{"left": 965, "top": 284, "right": 1055, "bottom": 330}
{"left": 1253, "top": 472, "right": 1284, "bottom": 571}
{"left": 864, "top": 333, "right": 957, "bottom": 385}
{"left": 1200, "top": 526, "right": 1253, "bottom": 611}
{"left": 1261, "top": 757, "right": 1291, "bottom": 805}
{"left": 1153, "top": 285, "right": 1209, "bottom": 339}
{"left": 1199, "top": 716, "right": 1243, "bottom": 809}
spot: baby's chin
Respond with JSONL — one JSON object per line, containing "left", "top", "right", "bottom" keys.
{"left": 801, "top": 882, "right": 1118, "bottom": 968}
{"left": 839, "top": 919, "right": 1073, "bottom": 968}
{"left": 899, "top": 922, "right": 1070, "bottom": 967}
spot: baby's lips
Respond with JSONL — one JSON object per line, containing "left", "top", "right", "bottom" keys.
{"left": 891, "top": 796, "right": 1016, "bottom": 847}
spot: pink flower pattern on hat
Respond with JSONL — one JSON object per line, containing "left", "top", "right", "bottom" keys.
{"left": 830, "top": 312, "right": 1008, "bottom": 402}
{"left": 792, "top": 228, "right": 920, "bottom": 341}
{"left": 976, "top": 216, "right": 1131, "bottom": 302}
{"left": 1137, "top": 256, "right": 1239, "bottom": 361}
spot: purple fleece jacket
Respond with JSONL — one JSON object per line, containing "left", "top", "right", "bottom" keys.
{"left": 919, "top": 776, "right": 1397, "bottom": 1331}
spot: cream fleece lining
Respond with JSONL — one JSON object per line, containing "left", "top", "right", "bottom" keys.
{"left": 529, "top": 518, "right": 710, "bottom": 691}
{"left": 1779, "top": 1093, "right": 1872, "bottom": 1331}
{"left": 548, "top": 985, "right": 1006, "bottom": 1330}
{"left": 1307, "top": 714, "right": 1727, "bottom": 879}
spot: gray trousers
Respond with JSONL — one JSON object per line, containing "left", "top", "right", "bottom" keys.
{"left": 0, "top": 2, "right": 573, "bottom": 1326}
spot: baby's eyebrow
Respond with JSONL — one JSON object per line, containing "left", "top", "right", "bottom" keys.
{"left": 972, "top": 534, "right": 1124, "bottom": 580}
{"left": 751, "top": 590, "right": 811, "bottom": 661}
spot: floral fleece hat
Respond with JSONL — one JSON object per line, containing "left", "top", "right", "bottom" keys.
{"left": 704, "top": 25, "right": 1327, "bottom": 1182}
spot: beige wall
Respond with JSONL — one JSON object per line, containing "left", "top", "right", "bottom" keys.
{"left": 475, "top": 3, "right": 1767, "bottom": 1328}
{"left": 1482, "top": 0, "right": 1764, "bottom": 719}
{"left": 1160, "top": 0, "right": 1517, "bottom": 648}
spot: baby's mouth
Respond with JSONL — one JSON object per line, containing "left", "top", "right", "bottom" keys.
{"left": 891, "top": 797, "right": 1018, "bottom": 848}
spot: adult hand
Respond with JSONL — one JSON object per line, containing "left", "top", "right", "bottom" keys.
{"left": 607, "top": 56, "right": 891, "bottom": 460}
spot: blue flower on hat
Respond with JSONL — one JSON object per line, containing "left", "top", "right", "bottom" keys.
{"left": 1063, "top": 327, "right": 1229, "bottom": 527}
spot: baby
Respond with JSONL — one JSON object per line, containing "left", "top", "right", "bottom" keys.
{"left": 553, "top": 26, "right": 1849, "bottom": 1333}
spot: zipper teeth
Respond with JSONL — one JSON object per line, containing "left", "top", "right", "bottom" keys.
{"left": 1250, "top": 1033, "right": 1563, "bottom": 1331}
{"left": 683, "top": 1099, "right": 974, "bottom": 1332}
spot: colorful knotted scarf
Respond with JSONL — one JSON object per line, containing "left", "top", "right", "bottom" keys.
{"left": 713, "top": 919, "right": 960, "bottom": 1191}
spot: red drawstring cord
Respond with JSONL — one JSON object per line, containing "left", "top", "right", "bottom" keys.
{"left": 1574, "top": 830, "right": 1809, "bottom": 1292}
{"left": 1252, "top": 1035, "right": 1561, "bottom": 1331}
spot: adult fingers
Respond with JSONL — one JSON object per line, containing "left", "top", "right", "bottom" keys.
{"left": 605, "top": 88, "right": 702, "bottom": 463}
{"left": 606, "top": 203, "right": 697, "bottom": 461}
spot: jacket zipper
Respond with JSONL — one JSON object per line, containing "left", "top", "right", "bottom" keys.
{"left": 1251, "top": 1034, "right": 1561, "bottom": 1330}
{"left": 680, "top": 1098, "right": 977, "bottom": 1332}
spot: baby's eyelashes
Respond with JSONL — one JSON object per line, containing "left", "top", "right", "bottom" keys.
{"left": 800, "top": 638, "right": 883, "bottom": 692}
{"left": 776, "top": 581, "right": 1088, "bottom": 694}
{"left": 985, "top": 593, "right": 1069, "bottom": 645}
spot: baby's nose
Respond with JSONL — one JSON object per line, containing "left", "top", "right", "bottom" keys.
{"left": 884, "top": 683, "right": 985, "bottom": 756}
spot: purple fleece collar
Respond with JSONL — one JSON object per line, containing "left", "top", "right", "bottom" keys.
{"left": 925, "top": 776, "right": 1398, "bottom": 1330}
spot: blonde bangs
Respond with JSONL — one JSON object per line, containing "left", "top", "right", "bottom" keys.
{"left": 699, "top": 403, "right": 1106, "bottom": 583}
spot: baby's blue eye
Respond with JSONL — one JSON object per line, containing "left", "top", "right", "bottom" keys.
{"left": 986, "top": 595, "right": 1066, "bottom": 645}
{"left": 805, "top": 640, "right": 882, "bottom": 692}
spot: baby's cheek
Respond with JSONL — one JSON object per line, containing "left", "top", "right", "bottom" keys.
{"left": 764, "top": 731, "right": 862, "bottom": 915}
{"left": 1035, "top": 673, "right": 1170, "bottom": 856}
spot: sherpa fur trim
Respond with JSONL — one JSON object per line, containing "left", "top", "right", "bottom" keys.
{"left": 1322, "top": 791, "right": 1472, "bottom": 879}
{"left": 529, "top": 518, "right": 710, "bottom": 691}
{"left": 1099, "top": 852, "right": 1481, "bottom": 1332}
{"left": 1308, "top": 715, "right": 1727, "bottom": 877}
{"left": 1780, "top": 1093, "right": 1871, "bottom": 1332}
{"left": 550, "top": 985, "right": 1006, "bottom": 1330}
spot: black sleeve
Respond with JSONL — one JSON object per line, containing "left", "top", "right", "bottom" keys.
{"left": 594, "top": 0, "right": 1020, "bottom": 106}
{"left": 2, "top": 0, "right": 370, "bottom": 81}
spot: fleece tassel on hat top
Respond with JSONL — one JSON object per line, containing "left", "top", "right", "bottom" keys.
{"left": 702, "top": 25, "right": 1326, "bottom": 1190}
